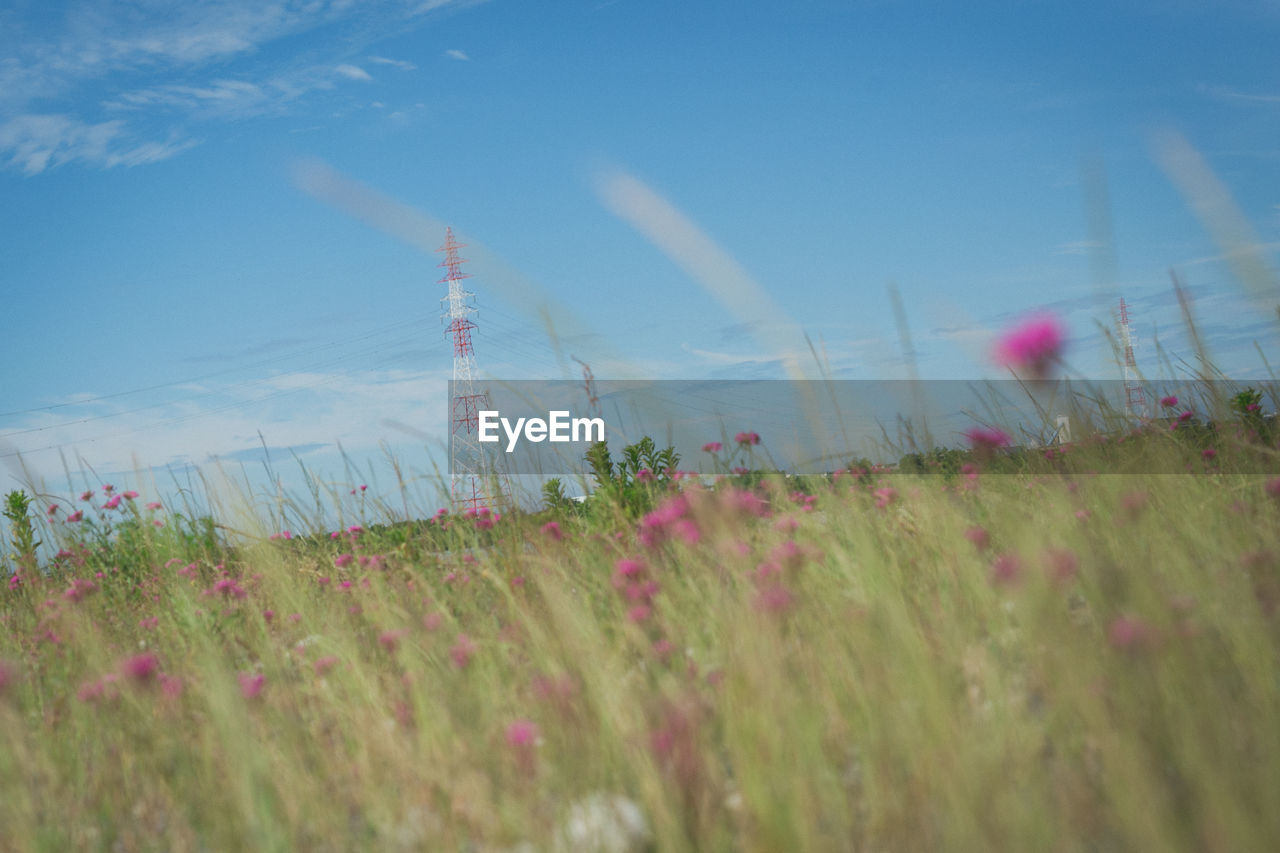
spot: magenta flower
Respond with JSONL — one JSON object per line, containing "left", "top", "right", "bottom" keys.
{"left": 734, "top": 431, "right": 761, "bottom": 446}
{"left": 120, "top": 652, "right": 160, "bottom": 685}
{"left": 314, "top": 656, "right": 340, "bottom": 675}
{"left": 122, "top": 490, "right": 139, "bottom": 500}
{"left": 1178, "top": 410, "right": 1194, "bottom": 423}
{"left": 965, "top": 427, "right": 1011, "bottom": 452}
{"left": 1108, "top": 616, "right": 1151, "bottom": 650}
{"left": 379, "top": 629, "right": 407, "bottom": 652}
{"left": 146, "top": 501, "right": 162, "bottom": 510}
{"left": 79, "top": 490, "right": 93, "bottom": 501}
{"left": 964, "top": 526, "right": 990, "bottom": 551}
{"left": 160, "top": 674, "right": 183, "bottom": 700}
{"left": 991, "top": 553, "right": 1022, "bottom": 585}
{"left": 66, "top": 510, "right": 83, "bottom": 523}
{"left": 702, "top": 441, "right": 723, "bottom": 453}
{"left": 450, "top": 633, "right": 476, "bottom": 668}
{"left": 873, "top": 486, "right": 897, "bottom": 509}
{"left": 238, "top": 672, "right": 265, "bottom": 699}
{"left": 1160, "top": 395, "right": 1178, "bottom": 408}
{"left": 541, "top": 521, "right": 563, "bottom": 541}
{"left": 754, "top": 582, "right": 794, "bottom": 613}
{"left": 102, "top": 495, "right": 122, "bottom": 510}
{"left": 993, "top": 313, "right": 1065, "bottom": 378}
{"left": 334, "top": 553, "right": 354, "bottom": 569}
{"left": 102, "top": 484, "right": 114, "bottom": 494}
{"left": 615, "top": 558, "right": 646, "bottom": 579}
{"left": 1202, "top": 448, "right": 1217, "bottom": 460}
{"left": 506, "top": 719, "right": 538, "bottom": 748}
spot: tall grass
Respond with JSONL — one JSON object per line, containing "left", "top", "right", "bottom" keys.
{"left": 2, "top": 400, "right": 1279, "bottom": 851}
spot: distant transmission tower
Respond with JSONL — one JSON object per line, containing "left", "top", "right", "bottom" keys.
{"left": 438, "top": 227, "right": 504, "bottom": 512}
{"left": 1116, "top": 297, "right": 1146, "bottom": 420}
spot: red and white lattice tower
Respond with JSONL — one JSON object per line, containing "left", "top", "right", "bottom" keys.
{"left": 437, "top": 227, "right": 503, "bottom": 512}
{"left": 1116, "top": 297, "right": 1146, "bottom": 419}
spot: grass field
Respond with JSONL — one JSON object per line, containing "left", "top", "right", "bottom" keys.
{"left": 3, "top": 402, "right": 1279, "bottom": 851}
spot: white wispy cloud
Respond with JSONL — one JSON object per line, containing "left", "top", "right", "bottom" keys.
{"left": 1053, "top": 240, "right": 1103, "bottom": 256}
{"left": 0, "top": 113, "right": 197, "bottom": 175}
{"left": 444, "top": 49, "right": 470, "bottom": 61}
{"left": 0, "top": 0, "right": 477, "bottom": 176}
{"left": 369, "top": 56, "right": 417, "bottom": 71}
{"left": 1199, "top": 84, "right": 1280, "bottom": 105}
{"left": 335, "top": 63, "right": 373, "bottom": 82}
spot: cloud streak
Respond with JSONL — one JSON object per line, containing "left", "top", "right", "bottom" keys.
{"left": 0, "top": 113, "right": 198, "bottom": 175}
{"left": 0, "top": 0, "right": 474, "bottom": 175}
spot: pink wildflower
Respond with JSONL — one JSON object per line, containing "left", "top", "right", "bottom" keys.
{"left": 506, "top": 719, "right": 538, "bottom": 748}
{"left": 160, "top": 674, "right": 183, "bottom": 700}
{"left": 379, "top": 629, "right": 407, "bottom": 653}
{"left": 702, "top": 441, "right": 723, "bottom": 453}
{"left": 102, "top": 495, "right": 121, "bottom": 510}
{"left": 120, "top": 652, "right": 160, "bottom": 685}
{"left": 1201, "top": 448, "right": 1217, "bottom": 460}
{"left": 238, "top": 672, "right": 265, "bottom": 699}
{"left": 964, "top": 427, "right": 1010, "bottom": 452}
{"left": 991, "top": 553, "right": 1022, "bottom": 585}
{"left": 314, "top": 656, "right": 340, "bottom": 675}
{"left": 615, "top": 558, "right": 646, "bottom": 579}
{"left": 873, "top": 486, "right": 897, "bottom": 509}
{"left": 754, "top": 582, "right": 794, "bottom": 613}
{"left": 964, "top": 526, "right": 990, "bottom": 551}
{"left": 541, "top": 521, "right": 563, "bottom": 541}
{"left": 1267, "top": 477, "right": 1280, "bottom": 500}
{"left": 735, "top": 431, "right": 761, "bottom": 445}
{"left": 79, "top": 490, "right": 93, "bottom": 501}
{"left": 1178, "top": 410, "right": 1194, "bottom": 423}
{"left": 122, "top": 490, "right": 138, "bottom": 500}
{"left": 450, "top": 633, "right": 476, "bottom": 668}
{"left": 66, "top": 510, "right": 83, "bottom": 523}
{"left": 1108, "top": 616, "right": 1151, "bottom": 650}
{"left": 102, "top": 484, "right": 114, "bottom": 494}
{"left": 334, "top": 553, "right": 354, "bottom": 569}
{"left": 992, "top": 313, "right": 1065, "bottom": 378}
{"left": 1160, "top": 395, "right": 1178, "bottom": 408}
{"left": 628, "top": 604, "right": 652, "bottom": 623}
{"left": 636, "top": 468, "right": 655, "bottom": 483}
{"left": 146, "top": 501, "right": 162, "bottom": 510}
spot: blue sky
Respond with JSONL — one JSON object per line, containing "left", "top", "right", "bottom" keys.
{"left": 1, "top": 0, "right": 1278, "bottom": 511}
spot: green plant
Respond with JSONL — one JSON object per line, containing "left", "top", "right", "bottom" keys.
{"left": 584, "top": 436, "right": 681, "bottom": 516}
{"left": 3, "top": 489, "right": 40, "bottom": 574}
{"left": 541, "top": 477, "right": 574, "bottom": 512}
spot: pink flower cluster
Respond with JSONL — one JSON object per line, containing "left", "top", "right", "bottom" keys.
{"left": 993, "top": 313, "right": 1064, "bottom": 378}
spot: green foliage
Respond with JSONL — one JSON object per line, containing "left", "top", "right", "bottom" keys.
{"left": 3, "top": 489, "right": 40, "bottom": 573}
{"left": 541, "top": 477, "right": 573, "bottom": 512}
{"left": 584, "top": 436, "right": 681, "bottom": 517}
{"left": 898, "top": 446, "right": 969, "bottom": 477}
